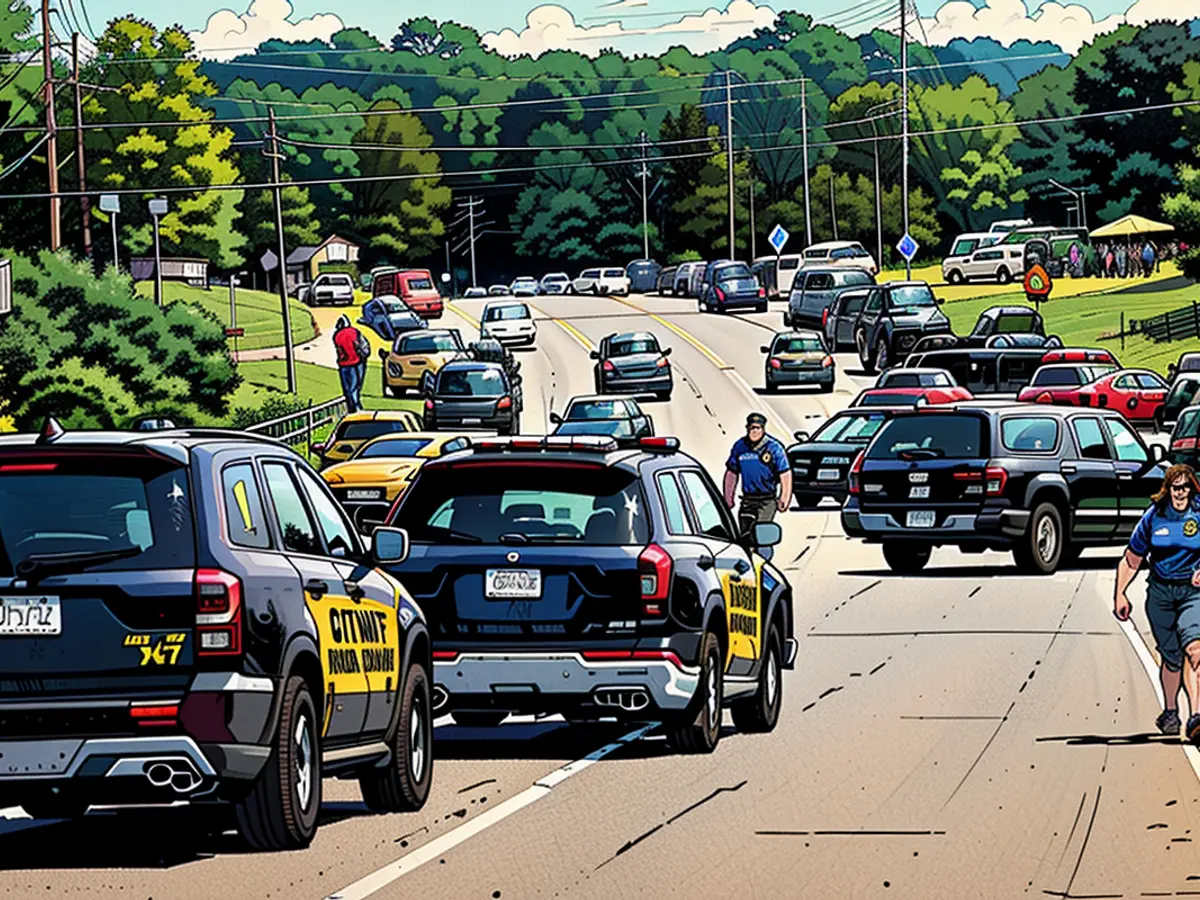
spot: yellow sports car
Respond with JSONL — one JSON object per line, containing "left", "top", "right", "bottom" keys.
{"left": 322, "top": 431, "right": 472, "bottom": 529}
{"left": 379, "top": 329, "right": 467, "bottom": 397}
{"left": 312, "top": 409, "right": 424, "bottom": 468}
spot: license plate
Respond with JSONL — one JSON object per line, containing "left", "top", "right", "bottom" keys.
{"left": 462, "top": 418, "right": 482, "bottom": 425}
{"left": 906, "top": 511, "right": 936, "bottom": 528}
{"left": 909, "top": 486, "right": 930, "bottom": 499}
{"left": 486, "top": 568, "right": 542, "bottom": 599}
{"left": 0, "top": 596, "right": 61, "bottom": 635}
{"left": 346, "top": 489, "right": 383, "bottom": 501}
{"left": 817, "top": 468, "right": 841, "bottom": 481}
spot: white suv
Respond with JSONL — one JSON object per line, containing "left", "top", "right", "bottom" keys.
{"left": 480, "top": 301, "right": 537, "bottom": 346}
{"left": 571, "top": 267, "right": 630, "bottom": 296}
{"left": 942, "top": 245, "right": 1025, "bottom": 284}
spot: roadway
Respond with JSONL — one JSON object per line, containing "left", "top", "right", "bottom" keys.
{"left": 2, "top": 292, "right": 1197, "bottom": 899}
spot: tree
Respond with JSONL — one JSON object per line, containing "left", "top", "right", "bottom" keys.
{"left": 235, "top": 152, "right": 323, "bottom": 269}
{"left": 1010, "top": 63, "right": 1087, "bottom": 223}
{"left": 672, "top": 149, "right": 751, "bottom": 257}
{"left": 391, "top": 18, "right": 463, "bottom": 57}
{"left": 1163, "top": 162, "right": 1200, "bottom": 280}
{"left": 827, "top": 81, "right": 902, "bottom": 184}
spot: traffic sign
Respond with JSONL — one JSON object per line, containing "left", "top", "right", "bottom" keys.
{"left": 897, "top": 233, "right": 919, "bottom": 261}
{"left": 768, "top": 224, "right": 789, "bottom": 254}
{"left": 1023, "top": 264, "right": 1052, "bottom": 298}
{"left": 225, "top": 327, "right": 245, "bottom": 337}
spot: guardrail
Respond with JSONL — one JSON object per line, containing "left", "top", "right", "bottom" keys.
{"left": 1132, "top": 301, "right": 1200, "bottom": 343}
{"left": 245, "top": 396, "right": 347, "bottom": 447}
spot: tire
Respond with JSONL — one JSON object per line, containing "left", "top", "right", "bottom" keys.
{"left": 452, "top": 711, "right": 508, "bottom": 728}
{"left": 20, "top": 791, "right": 88, "bottom": 820}
{"left": 235, "top": 675, "right": 320, "bottom": 851}
{"left": 875, "top": 338, "right": 890, "bottom": 371}
{"left": 666, "top": 631, "right": 722, "bottom": 754}
{"left": 856, "top": 331, "right": 875, "bottom": 374}
{"left": 947, "top": 269, "right": 964, "bottom": 285}
{"left": 765, "top": 376, "right": 778, "bottom": 393}
{"left": 996, "top": 267, "right": 1012, "bottom": 285}
{"left": 1013, "top": 501, "right": 1064, "bottom": 575}
{"left": 882, "top": 542, "right": 931, "bottom": 574}
{"left": 656, "top": 390, "right": 672, "bottom": 401}
{"left": 360, "top": 662, "right": 433, "bottom": 813}
{"left": 820, "top": 379, "right": 834, "bottom": 394}
{"left": 731, "top": 624, "right": 783, "bottom": 733}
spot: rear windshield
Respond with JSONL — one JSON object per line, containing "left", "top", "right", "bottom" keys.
{"left": 994, "top": 314, "right": 1037, "bottom": 333}
{"left": 0, "top": 460, "right": 195, "bottom": 576}
{"left": 555, "top": 419, "right": 635, "bottom": 438}
{"left": 1032, "top": 368, "right": 1083, "bottom": 386}
{"left": 396, "top": 466, "right": 649, "bottom": 545}
{"left": 859, "top": 392, "right": 916, "bottom": 406}
{"left": 813, "top": 413, "right": 886, "bottom": 443}
{"left": 1177, "top": 409, "right": 1200, "bottom": 439}
{"left": 336, "top": 420, "right": 413, "bottom": 441}
{"left": 398, "top": 333, "right": 461, "bottom": 354}
{"left": 883, "top": 372, "right": 951, "bottom": 387}
{"left": 1001, "top": 417, "right": 1059, "bottom": 453}
{"left": 567, "top": 400, "right": 629, "bottom": 420}
{"left": 716, "top": 264, "right": 752, "bottom": 281}
{"left": 867, "top": 415, "right": 987, "bottom": 459}
{"left": 773, "top": 336, "right": 824, "bottom": 353}
{"left": 603, "top": 269, "right": 625, "bottom": 278}
{"left": 356, "top": 438, "right": 433, "bottom": 459}
{"left": 889, "top": 286, "right": 937, "bottom": 309}
{"left": 485, "top": 305, "right": 529, "bottom": 322}
{"left": 1181, "top": 356, "right": 1200, "bottom": 372}
{"left": 544, "top": 274, "right": 568, "bottom": 282}
{"left": 437, "top": 368, "right": 506, "bottom": 396}
{"left": 403, "top": 277, "right": 434, "bottom": 291}
{"left": 839, "top": 271, "right": 873, "bottom": 286}
{"left": 611, "top": 338, "right": 659, "bottom": 356}
{"left": 380, "top": 300, "right": 409, "bottom": 315}
{"left": 322, "top": 275, "right": 353, "bottom": 286}
{"left": 1168, "top": 379, "right": 1200, "bottom": 405}
{"left": 830, "top": 246, "right": 870, "bottom": 260}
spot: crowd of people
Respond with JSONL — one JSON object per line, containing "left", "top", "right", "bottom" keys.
{"left": 1095, "top": 239, "right": 1187, "bottom": 278}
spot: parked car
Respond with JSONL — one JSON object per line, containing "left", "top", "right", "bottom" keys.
{"left": 0, "top": 423, "right": 432, "bottom": 842}
{"left": 423, "top": 360, "right": 522, "bottom": 435}
{"left": 463, "top": 286, "right": 488, "bottom": 298}
{"left": 591, "top": 331, "right": 673, "bottom": 400}
{"left": 1168, "top": 406, "right": 1200, "bottom": 467}
{"left": 480, "top": 301, "right": 537, "bottom": 347}
{"left": 378, "top": 328, "right": 467, "bottom": 398}
{"left": 1015, "top": 363, "right": 1119, "bottom": 405}
{"left": 842, "top": 405, "right": 1166, "bottom": 574}
{"left": 1171, "top": 352, "right": 1200, "bottom": 381}
{"left": 360, "top": 295, "right": 428, "bottom": 341}
{"left": 626, "top": 259, "right": 661, "bottom": 293}
{"left": 773, "top": 253, "right": 805, "bottom": 296}
{"left": 901, "top": 348, "right": 1047, "bottom": 398}
{"left": 298, "top": 272, "right": 355, "bottom": 306}
{"left": 823, "top": 288, "right": 870, "bottom": 352}
{"left": 943, "top": 231, "right": 1001, "bottom": 260}
{"left": 853, "top": 282, "right": 951, "bottom": 373}
{"left": 875, "top": 367, "right": 957, "bottom": 389}
{"left": 964, "top": 306, "right": 1046, "bottom": 344}
{"left": 762, "top": 330, "right": 835, "bottom": 393}
{"left": 672, "top": 261, "right": 706, "bottom": 297}
{"left": 600, "top": 267, "right": 631, "bottom": 296}
{"left": 570, "top": 269, "right": 602, "bottom": 294}
{"left": 656, "top": 265, "right": 679, "bottom": 295}
{"left": 988, "top": 218, "right": 1033, "bottom": 235}
{"left": 510, "top": 277, "right": 540, "bottom": 297}
{"left": 385, "top": 435, "right": 794, "bottom": 749}
{"left": 540, "top": 273, "right": 571, "bottom": 295}
{"left": 1160, "top": 373, "right": 1200, "bottom": 431}
{"left": 786, "top": 267, "right": 876, "bottom": 329}
{"left": 394, "top": 270, "right": 444, "bottom": 319}
{"left": 852, "top": 386, "right": 972, "bottom": 407}
{"left": 487, "top": 284, "right": 509, "bottom": 296}
{"left": 787, "top": 408, "right": 896, "bottom": 507}
{"left": 311, "top": 409, "right": 424, "bottom": 468}
{"left": 800, "top": 241, "right": 878, "bottom": 275}
{"left": 699, "top": 261, "right": 767, "bottom": 313}
{"left": 1031, "top": 368, "right": 1169, "bottom": 425}
{"left": 370, "top": 266, "right": 405, "bottom": 297}
{"left": 549, "top": 395, "right": 655, "bottom": 445}
{"left": 1040, "top": 347, "right": 1119, "bottom": 366}
{"left": 942, "top": 243, "right": 1026, "bottom": 284}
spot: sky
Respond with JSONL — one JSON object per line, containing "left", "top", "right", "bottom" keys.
{"left": 80, "top": 0, "right": 1198, "bottom": 60}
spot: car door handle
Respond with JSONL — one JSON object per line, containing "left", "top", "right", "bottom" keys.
{"left": 305, "top": 579, "right": 329, "bottom": 599}
{"left": 346, "top": 581, "right": 365, "bottom": 602}
{"left": 1060, "top": 464, "right": 1077, "bottom": 474}
{"left": 1118, "top": 472, "right": 1133, "bottom": 480}
{"left": 734, "top": 559, "right": 752, "bottom": 575}
{"left": 697, "top": 556, "right": 715, "bottom": 570}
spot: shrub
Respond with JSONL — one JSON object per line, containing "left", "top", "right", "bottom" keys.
{"left": 227, "top": 394, "right": 310, "bottom": 430}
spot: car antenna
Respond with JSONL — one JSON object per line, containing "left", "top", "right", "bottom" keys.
{"left": 35, "top": 416, "right": 65, "bottom": 445}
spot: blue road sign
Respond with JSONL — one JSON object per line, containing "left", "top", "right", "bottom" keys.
{"left": 897, "top": 233, "right": 919, "bottom": 261}
{"left": 768, "top": 224, "right": 789, "bottom": 254}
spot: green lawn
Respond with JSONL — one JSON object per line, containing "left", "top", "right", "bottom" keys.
{"left": 231, "top": 359, "right": 423, "bottom": 413}
{"left": 134, "top": 282, "right": 317, "bottom": 352}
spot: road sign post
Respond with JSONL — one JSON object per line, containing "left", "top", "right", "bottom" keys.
{"left": 1023, "top": 264, "right": 1053, "bottom": 312}
{"left": 897, "top": 233, "right": 919, "bottom": 273}
{"left": 767, "top": 224, "right": 789, "bottom": 256}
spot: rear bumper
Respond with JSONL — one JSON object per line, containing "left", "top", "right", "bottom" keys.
{"left": 486, "top": 332, "right": 536, "bottom": 346}
{"left": 410, "top": 302, "right": 444, "bottom": 319}
{"left": 841, "top": 507, "right": 1030, "bottom": 543}
{"left": 768, "top": 368, "right": 833, "bottom": 386}
{"left": 713, "top": 297, "right": 763, "bottom": 310}
{"left": 426, "top": 412, "right": 514, "bottom": 430}
{"left": 603, "top": 373, "right": 673, "bottom": 393}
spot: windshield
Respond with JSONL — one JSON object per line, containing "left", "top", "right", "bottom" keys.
{"left": 867, "top": 415, "right": 987, "bottom": 459}
{"left": 882, "top": 372, "right": 952, "bottom": 387}
{"left": 994, "top": 314, "right": 1037, "bottom": 334}
{"left": 398, "top": 333, "right": 461, "bottom": 354}
{"left": 396, "top": 466, "right": 649, "bottom": 545}
{"left": 0, "top": 460, "right": 195, "bottom": 576}
{"left": 485, "top": 305, "right": 529, "bottom": 322}
{"left": 567, "top": 400, "right": 629, "bottom": 420}
{"left": 859, "top": 391, "right": 919, "bottom": 407}
{"left": 830, "top": 246, "right": 870, "bottom": 259}
{"left": 611, "top": 338, "right": 659, "bottom": 357}
{"left": 555, "top": 419, "right": 636, "bottom": 438}
{"left": 716, "top": 264, "right": 752, "bottom": 281}
{"left": 437, "top": 368, "right": 506, "bottom": 396}
{"left": 773, "top": 336, "right": 825, "bottom": 354}
{"left": 544, "top": 274, "right": 568, "bottom": 282}
{"left": 951, "top": 239, "right": 979, "bottom": 255}
{"left": 355, "top": 438, "right": 433, "bottom": 459}
{"left": 337, "top": 420, "right": 414, "bottom": 441}
{"left": 813, "top": 413, "right": 887, "bottom": 443}
{"left": 889, "top": 286, "right": 937, "bottom": 309}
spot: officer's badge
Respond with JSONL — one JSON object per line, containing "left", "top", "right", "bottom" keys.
{"left": 1185, "top": 518, "right": 1198, "bottom": 538}
{"left": 760, "top": 450, "right": 772, "bottom": 464}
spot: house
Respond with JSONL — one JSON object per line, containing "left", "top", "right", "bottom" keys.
{"left": 280, "top": 235, "right": 360, "bottom": 294}
{"left": 130, "top": 257, "right": 210, "bottom": 287}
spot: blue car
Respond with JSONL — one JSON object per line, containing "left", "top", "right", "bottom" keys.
{"left": 698, "top": 261, "right": 767, "bottom": 313}
{"left": 360, "top": 295, "right": 428, "bottom": 341}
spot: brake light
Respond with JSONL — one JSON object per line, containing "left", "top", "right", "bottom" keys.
{"left": 715, "top": 287, "right": 726, "bottom": 302}
{"left": 822, "top": 308, "right": 829, "bottom": 327}
{"left": 581, "top": 649, "right": 685, "bottom": 669}
{"left": 432, "top": 650, "right": 460, "bottom": 662}
{"left": 848, "top": 451, "right": 865, "bottom": 494}
{"left": 638, "top": 543, "right": 672, "bottom": 616}
{"left": 424, "top": 399, "right": 434, "bottom": 410}
{"left": 986, "top": 466, "right": 1008, "bottom": 496}
{"left": 496, "top": 396, "right": 512, "bottom": 409}
{"left": 603, "top": 360, "right": 615, "bottom": 372}
{"left": 1175, "top": 438, "right": 1198, "bottom": 451}
{"left": 758, "top": 287, "right": 766, "bottom": 298}
{"left": 821, "top": 355, "right": 833, "bottom": 368}
{"left": 0, "top": 463, "right": 58, "bottom": 473}
{"left": 130, "top": 703, "right": 179, "bottom": 728}
{"left": 655, "top": 356, "right": 669, "bottom": 368}
{"left": 1036, "top": 392, "right": 1053, "bottom": 404}
{"left": 195, "top": 569, "right": 242, "bottom": 657}
{"left": 770, "top": 357, "right": 782, "bottom": 369}
{"left": 639, "top": 436, "right": 679, "bottom": 451}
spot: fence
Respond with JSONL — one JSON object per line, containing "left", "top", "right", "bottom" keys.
{"left": 1132, "top": 301, "right": 1200, "bottom": 343}
{"left": 245, "top": 396, "right": 348, "bottom": 448}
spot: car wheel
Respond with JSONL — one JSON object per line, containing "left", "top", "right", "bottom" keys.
{"left": 452, "top": 711, "right": 508, "bottom": 728}
{"left": 996, "top": 267, "right": 1012, "bottom": 284}
{"left": 947, "top": 269, "right": 964, "bottom": 285}
{"left": 656, "top": 390, "right": 672, "bottom": 401}
{"left": 19, "top": 791, "right": 88, "bottom": 820}
{"left": 875, "top": 338, "right": 890, "bottom": 371}
{"left": 730, "top": 623, "right": 783, "bottom": 733}
{"left": 1013, "top": 501, "right": 1064, "bottom": 575}
{"left": 820, "top": 379, "right": 834, "bottom": 394}
{"left": 765, "top": 377, "right": 778, "bottom": 393}
{"left": 666, "top": 631, "right": 722, "bottom": 754}
{"left": 359, "top": 661, "right": 433, "bottom": 813}
{"left": 856, "top": 331, "right": 875, "bottom": 374}
{"left": 882, "top": 542, "right": 931, "bottom": 574}
{"left": 235, "top": 675, "right": 320, "bottom": 851}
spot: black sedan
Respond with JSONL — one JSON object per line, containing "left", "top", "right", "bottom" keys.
{"left": 423, "top": 360, "right": 522, "bottom": 435}
{"left": 549, "top": 395, "right": 654, "bottom": 445}
{"left": 591, "top": 331, "right": 673, "bottom": 400}
{"left": 787, "top": 408, "right": 893, "bottom": 507}
{"left": 699, "top": 261, "right": 767, "bottom": 314}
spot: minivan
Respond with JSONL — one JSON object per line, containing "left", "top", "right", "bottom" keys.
{"left": 394, "top": 270, "right": 444, "bottom": 318}
{"left": 786, "top": 267, "right": 876, "bottom": 329}
{"left": 800, "top": 241, "right": 878, "bottom": 276}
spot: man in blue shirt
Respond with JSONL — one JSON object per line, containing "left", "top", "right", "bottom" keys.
{"left": 723, "top": 412, "right": 792, "bottom": 535}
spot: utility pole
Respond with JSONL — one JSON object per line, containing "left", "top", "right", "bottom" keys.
{"left": 725, "top": 69, "right": 735, "bottom": 258}
{"left": 41, "top": 0, "right": 60, "bottom": 251}
{"left": 451, "top": 196, "right": 485, "bottom": 287}
{"left": 829, "top": 170, "right": 838, "bottom": 241}
{"left": 873, "top": 123, "right": 883, "bottom": 270}
{"left": 639, "top": 130, "right": 650, "bottom": 260}
{"left": 748, "top": 171, "right": 756, "bottom": 259}
{"left": 800, "top": 78, "right": 811, "bottom": 246}
{"left": 71, "top": 34, "right": 91, "bottom": 260}
{"left": 900, "top": 0, "right": 911, "bottom": 279}
{"left": 468, "top": 196, "right": 477, "bottom": 287}
{"left": 265, "top": 108, "right": 296, "bottom": 394}
{"left": 445, "top": 240, "right": 453, "bottom": 298}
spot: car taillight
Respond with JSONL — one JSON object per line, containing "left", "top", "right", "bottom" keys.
{"left": 821, "top": 355, "right": 834, "bottom": 368}
{"left": 424, "top": 399, "right": 434, "bottom": 410}
{"left": 986, "top": 466, "right": 1008, "bottom": 496}
{"left": 848, "top": 451, "right": 865, "bottom": 494}
{"left": 603, "top": 360, "right": 615, "bottom": 372}
{"left": 715, "top": 287, "right": 726, "bottom": 302}
{"left": 1174, "top": 438, "right": 1198, "bottom": 450}
{"left": 822, "top": 308, "right": 829, "bottom": 327}
{"left": 130, "top": 703, "right": 179, "bottom": 728}
{"left": 769, "top": 357, "right": 782, "bottom": 369}
{"left": 638, "top": 543, "right": 672, "bottom": 616}
{"left": 581, "top": 649, "right": 684, "bottom": 669}
{"left": 1036, "top": 392, "right": 1053, "bottom": 404}
{"left": 195, "top": 569, "right": 242, "bottom": 657}
{"left": 656, "top": 356, "right": 669, "bottom": 368}
{"left": 758, "top": 287, "right": 766, "bottom": 298}
{"left": 432, "top": 650, "right": 460, "bottom": 662}
{"left": 497, "top": 396, "right": 512, "bottom": 409}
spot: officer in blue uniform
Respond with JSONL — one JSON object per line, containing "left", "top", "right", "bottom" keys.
{"left": 723, "top": 412, "right": 792, "bottom": 535}
{"left": 1115, "top": 464, "right": 1200, "bottom": 742}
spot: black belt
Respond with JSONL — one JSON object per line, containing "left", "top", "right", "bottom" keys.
{"left": 742, "top": 493, "right": 775, "bottom": 500}
{"left": 1150, "top": 576, "right": 1194, "bottom": 587}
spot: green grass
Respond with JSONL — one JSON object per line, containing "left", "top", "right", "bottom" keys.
{"left": 230, "top": 359, "right": 423, "bottom": 413}
{"left": 134, "top": 281, "right": 317, "bottom": 352}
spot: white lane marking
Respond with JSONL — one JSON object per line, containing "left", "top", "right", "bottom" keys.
{"left": 325, "top": 722, "right": 657, "bottom": 900}
{"left": 0, "top": 806, "right": 29, "bottom": 819}
{"left": 1116, "top": 615, "right": 1200, "bottom": 784}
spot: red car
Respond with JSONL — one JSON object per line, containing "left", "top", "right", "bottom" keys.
{"left": 851, "top": 385, "right": 973, "bottom": 408}
{"left": 396, "top": 270, "right": 444, "bottom": 319}
{"left": 1016, "top": 363, "right": 1117, "bottom": 404}
{"left": 1031, "top": 368, "right": 1168, "bottom": 422}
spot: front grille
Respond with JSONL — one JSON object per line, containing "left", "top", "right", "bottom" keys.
{"left": 0, "top": 705, "right": 139, "bottom": 739}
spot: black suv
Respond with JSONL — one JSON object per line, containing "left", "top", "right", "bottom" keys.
{"left": 0, "top": 423, "right": 432, "bottom": 848}
{"left": 788, "top": 408, "right": 895, "bottom": 507}
{"left": 842, "top": 405, "right": 1166, "bottom": 574}
{"left": 854, "top": 281, "right": 951, "bottom": 373}
{"left": 384, "top": 434, "right": 796, "bottom": 753}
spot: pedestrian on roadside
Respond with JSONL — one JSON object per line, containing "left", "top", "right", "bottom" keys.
{"left": 333, "top": 314, "right": 370, "bottom": 413}
{"left": 723, "top": 412, "right": 792, "bottom": 535}
{"left": 1114, "top": 464, "right": 1200, "bottom": 742}
{"left": 1104, "top": 244, "right": 1115, "bottom": 278}
{"left": 1142, "top": 240, "right": 1157, "bottom": 278}
{"left": 1116, "top": 244, "right": 1128, "bottom": 278}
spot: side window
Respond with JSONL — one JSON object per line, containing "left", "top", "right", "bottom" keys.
{"left": 1104, "top": 418, "right": 1149, "bottom": 463}
{"left": 296, "top": 467, "right": 358, "bottom": 555}
{"left": 1114, "top": 374, "right": 1137, "bottom": 390}
{"left": 656, "top": 472, "right": 691, "bottom": 536}
{"left": 1137, "top": 373, "right": 1166, "bottom": 390}
{"left": 679, "top": 470, "right": 731, "bottom": 540}
{"left": 844, "top": 293, "right": 865, "bottom": 315}
{"left": 1071, "top": 417, "right": 1112, "bottom": 461}
{"left": 221, "top": 463, "right": 272, "bottom": 550}
{"left": 262, "top": 463, "right": 323, "bottom": 556}
{"left": 807, "top": 274, "right": 834, "bottom": 291}
{"left": 864, "top": 290, "right": 883, "bottom": 313}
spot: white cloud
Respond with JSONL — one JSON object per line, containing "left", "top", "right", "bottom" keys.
{"left": 190, "top": 0, "right": 346, "bottom": 60}
{"left": 481, "top": 1, "right": 777, "bottom": 59}
{"left": 916, "top": 0, "right": 1197, "bottom": 55}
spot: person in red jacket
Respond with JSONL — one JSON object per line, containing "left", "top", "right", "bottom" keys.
{"left": 333, "top": 315, "right": 370, "bottom": 413}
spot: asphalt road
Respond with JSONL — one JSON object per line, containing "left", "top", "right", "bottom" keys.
{"left": 2, "top": 292, "right": 1197, "bottom": 900}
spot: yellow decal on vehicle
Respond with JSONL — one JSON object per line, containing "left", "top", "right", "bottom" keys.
{"left": 127, "top": 632, "right": 186, "bottom": 666}
{"left": 723, "top": 558, "right": 763, "bottom": 664}
{"left": 231, "top": 479, "right": 257, "bottom": 535}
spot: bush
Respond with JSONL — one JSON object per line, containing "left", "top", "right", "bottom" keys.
{"left": 227, "top": 394, "right": 310, "bottom": 430}
{"left": 0, "top": 250, "right": 240, "bottom": 430}
{"left": 668, "top": 250, "right": 703, "bottom": 264}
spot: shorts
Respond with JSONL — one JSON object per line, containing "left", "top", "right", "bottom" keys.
{"left": 1145, "top": 578, "right": 1200, "bottom": 672}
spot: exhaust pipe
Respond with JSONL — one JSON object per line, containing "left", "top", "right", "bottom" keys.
{"left": 594, "top": 688, "right": 650, "bottom": 712}
{"left": 432, "top": 686, "right": 449, "bottom": 713}
{"left": 146, "top": 763, "right": 173, "bottom": 788}
{"left": 143, "top": 759, "right": 202, "bottom": 794}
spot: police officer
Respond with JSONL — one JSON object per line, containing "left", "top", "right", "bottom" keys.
{"left": 723, "top": 412, "right": 792, "bottom": 535}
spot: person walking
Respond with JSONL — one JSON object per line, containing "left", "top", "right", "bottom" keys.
{"left": 723, "top": 412, "right": 792, "bottom": 535}
{"left": 1116, "top": 243, "right": 1128, "bottom": 278}
{"left": 333, "top": 314, "right": 370, "bottom": 413}
{"left": 1114, "top": 465, "right": 1200, "bottom": 742}
{"left": 1142, "top": 240, "right": 1156, "bottom": 278}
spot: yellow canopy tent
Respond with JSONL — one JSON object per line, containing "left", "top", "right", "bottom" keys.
{"left": 1089, "top": 214, "right": 1175, "bottom": 238}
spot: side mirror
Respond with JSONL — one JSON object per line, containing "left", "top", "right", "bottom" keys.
{"left": 1151, "top": 443, "right": 1166, "bottom": 463}
{"left": 377, "top": 348, "right": 388, "bottom": 360}
{"left": 310, "top": 441, "right": 325, "bottom": 454}
{"left": 372, "top": 526, "right": 409, "bottom": 565}
{"left": 793, "top": 431, "right": 810, "bottom": 443}
{"left": 589, "top": 350, "right": 600, "bottom": 360}
{"left": 662, "top": 347, "right": 672, "bottom": 357}
{"left": 936, "top": 297, "right": 945, "bottom": 305}
{"left": 754, "top": 522, "right": 782, "bottom": 548}
{"left": 549, "top": 411, "right": 562, "bottom": 424}
{"left": 760, "top": 345, "right": 770, "bottom": 353}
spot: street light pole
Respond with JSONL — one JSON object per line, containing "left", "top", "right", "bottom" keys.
{"left": 639, "top": 130, "right": 650, "bottom": 260}
{"left": 900, "top": 0, "right": 911, "bottom": 279}
{"left": 265, "top": 108, "right": 296, "bottom": 395}
{"left": 725, "top": 70, "right": 735, "bottom": 257}
{"left": 148, "top": 198, "right": 167, "bottom": 308}
{"left": 800, "top": 77, "right": 811, "bottom": 246}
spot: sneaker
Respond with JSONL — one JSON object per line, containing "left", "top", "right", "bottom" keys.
{"left": 1187, "top": 714, "right": 1200, "bottom": 746}
{"left": 1157, "top": 709, "right": 1181, "bottom": 735}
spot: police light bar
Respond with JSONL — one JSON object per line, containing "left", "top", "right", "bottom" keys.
{"left": 638, "top": 436, "right": 679, "bottom": 453}
{"left": 1041, "top": 348, "right": 1116, "bottom": 364}
{"left": 471, "top": 435, "right": 619, "bottom": 453}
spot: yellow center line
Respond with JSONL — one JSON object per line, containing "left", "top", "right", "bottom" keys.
{"left": 527, "top": 302, "right": 595, "bottom": 351}
{"left": 445, "top": 300, "right": 481, "bottom": 329}
{"left": 608, "top": 296, "right": 730, "bottom": 370}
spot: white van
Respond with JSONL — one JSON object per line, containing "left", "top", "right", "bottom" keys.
{"left": 988, "top": 218, "right": 1033, "bottom": 235}
{"left": 941, "top": 232, "right": 1003, "bottom": 283}
{"left": 942, "top": 243, "right": 1025, "bottom": 284}
{"left": 799, "top": 241, "right": 877, "bottom": 276}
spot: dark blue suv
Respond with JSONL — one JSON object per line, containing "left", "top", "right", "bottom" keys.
{"left": 382, "top": 434, "right": 796, "bottom": 754}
